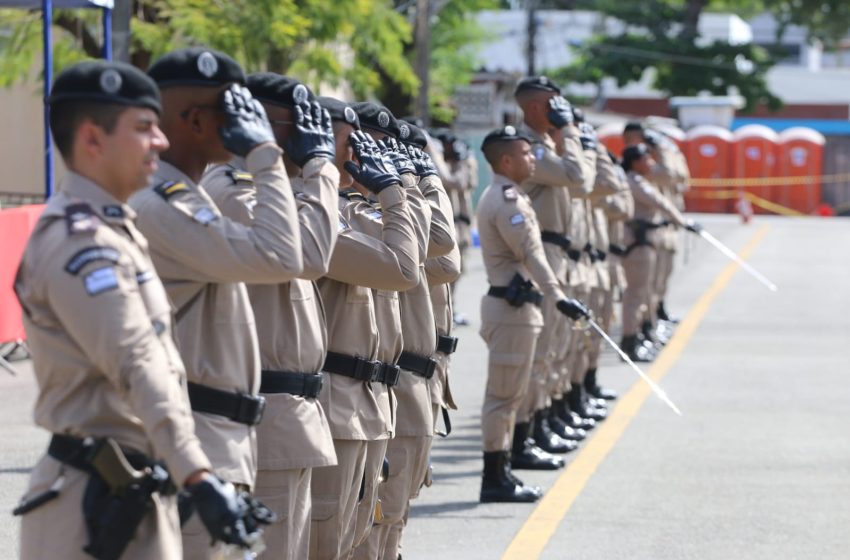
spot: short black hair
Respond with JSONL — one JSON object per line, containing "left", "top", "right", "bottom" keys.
{"left": 483, "top": 138, "right": 528, "bottom": 170}
{"left": 49, "top": 100, "right": 125, "bottom": 160}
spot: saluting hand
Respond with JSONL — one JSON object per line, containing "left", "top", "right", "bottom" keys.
{"left": 344, "top": 130, "right": 402, "bottom": 194}
{"left": 219, "top": 84, "right": 276, "bottom": 157}
{"left": 286, "top": 99, "right": 336, "bottom": 167}
{"left": 377, "top": 137, "right": 416, "bottom": 176}
{"left": 408, "top": 146, "right": 439, "bottom": 178}
{"left": 547, "top": 96, "right": 574, "bottom": 129}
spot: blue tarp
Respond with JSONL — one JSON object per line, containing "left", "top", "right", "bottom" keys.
{"left": 732, "top": 118, "right": 850, "bottom": 135}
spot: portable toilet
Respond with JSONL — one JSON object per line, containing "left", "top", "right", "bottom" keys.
{"left": 684, "top": 125, "right": 733, "bottom": 213}
{"left": 732, "top": 124, "right": 779, "bottom": 214}
{"left": 777, "top": 127, "right": 825, "bottom": 214}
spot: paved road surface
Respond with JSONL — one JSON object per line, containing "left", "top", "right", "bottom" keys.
{"left": 1, "top": 214, "right": 848, "bottom": 559}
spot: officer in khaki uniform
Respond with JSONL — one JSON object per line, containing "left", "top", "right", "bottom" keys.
{"left": 129, "top": 48, "right": 304, "bottom": 559}
{"left": 515, "top": 77, "right": 594, "bottom": 466}
{"left": 311, "top": 107, "right": 419, "bottom": 560}
{"left": 16, "top": 61, "right": 266, "bottom": 560}
{"left": 202, "top": 73, "right": 341, "bottom": 559}
{"left": 620, "top": 144, "right": 699, "bottom": 360}
{"left": 476, "top": 126, "right": 589, "bottom": 504}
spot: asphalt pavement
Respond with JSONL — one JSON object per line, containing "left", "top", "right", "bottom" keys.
{"left": 1, "top": 214, "right": 848, "bottom": 560}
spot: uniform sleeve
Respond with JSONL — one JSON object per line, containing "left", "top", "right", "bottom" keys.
{"left": 326, "top": 185, "right": 419, "bottom": 290}
{"left": 135, "top": 143, "right": 303, "bottom": 284}
{"left": 649, "top": 146, "right": 677, "bottom": 189}
{"left": 495, "top": 201, "right": 565, "bottom": 301}
{"left": 401, "top": 173, "right": 432, "bottom": 264}
{"left": 425, "top": 245, "right": 461, "bottom": 286}
{"left": 45, "top": 236, "right": 211, "bottom": 485}
{"left": 676, "top": 151, "right": 691, "bottom": 194}
{"left": 601, "top": 189, "right": 633, "bottom": 222}
{"left": 631, "top": 176, "right": 686, "bottom": 226}
{"left": 418, "top": 174, "right": 457, "bottom": 259}
{"left": 293, "top": 158, "right": 341, "bottom": 280}
{"left": 528, "top": 129, "right": 591, "bottom": 198}
{"left": 592, "top": 145, "right": 625, "bottom": 200}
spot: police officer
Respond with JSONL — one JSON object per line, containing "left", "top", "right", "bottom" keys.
{"left": 15, "top": 61, "right": 265, "bottom": 559}
{"left": 201, "top": 73, "right": 340, "bottom": 559}
{"left": 129, "top": 48, "right": 305, "bottom": 558}
{"left": 476, "top": 126, "right": 589, "bottom": 503}
{"left": 620, "top": 144, "right": 699, "bottom": 361}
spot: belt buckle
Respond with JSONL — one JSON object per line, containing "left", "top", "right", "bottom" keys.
{"left": 311, "top": 373, "right": 324, "bottom": 397}
{"left": 423, "top": 358, "right": 437, "bottom": 380}
{"left": 237, "top": 394, "right": 266, "bottom": 425}
{"left": 447, "top": 336, "right": 458, "bottom": 353}
{"left": 354, "top": 358, "right": 381, "bottom": 382}
{"left": 384, "top": 364, "right": 401, "bottom": 386}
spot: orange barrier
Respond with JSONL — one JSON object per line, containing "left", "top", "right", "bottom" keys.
{"left": 0, "top": 205, "right": 45, "bottom": 345}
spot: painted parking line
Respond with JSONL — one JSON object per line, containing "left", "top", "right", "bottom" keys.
{"left": 502, "top": 225, "right": 772, "bottom": 560}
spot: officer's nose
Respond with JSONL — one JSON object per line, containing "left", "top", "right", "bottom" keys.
{"left": 152, "top": 125, "right": 170, "bottom": 153}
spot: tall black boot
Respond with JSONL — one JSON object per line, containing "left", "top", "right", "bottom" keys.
{"left": 642, "top": 319, "right": 668, "bottom": 347}
{"left": 584, "top": 368, "right": 617, "bottom": 401}
{"left": 568, "top": 385, "right": 607, "bottom": 422}
{"left": 657, "top": 300, "right": 679, "bottom": 324}
{"left": 548, "top": 401, "right": 586, "bottom": 441}
{"left": 480, "top": 451, "right": 541, "bottom": 503}
{"left": 556, "top": 395, "right": 595, "bottom": 431}
{"left": 532, "top": 409, "right": 577, "bottom": 453}
{"left": 621, "top": 334, "right": 653, "bottom": 363}
{"left": 510, "top": 422, "right": 564, "bottom": 470}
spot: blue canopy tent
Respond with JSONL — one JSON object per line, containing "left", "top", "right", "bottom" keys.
{"left": 0, "top": 0, "right": 114, "bottom": 197}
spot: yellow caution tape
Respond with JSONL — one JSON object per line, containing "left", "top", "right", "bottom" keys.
{"left": 687, "top": 188, "right": 806, "bottom": 216}
{"left": 689, "top": 172, "right": 850, "bottom": 188}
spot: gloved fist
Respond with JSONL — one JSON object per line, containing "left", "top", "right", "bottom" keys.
{"left": 408, "top": 146, "right": 439, "bottom": 178}
{"left": 219, "top": 84, "right": 276, "bottom": 157}
{"left": 557, "top": 298, "right": 590, "bottom": 320}
{"left": 286, "top": 99, "right": 335, "bottom": 167}
{"left": 685, "top": 221, "right": 703, "bottom": 234}
{"left": 377, "top": 137, "right": 416, "bottom": 176}
{"left": 578, "top": 122, "right": 597, "bottom": 151}
{"left": 343, "top": 130, "right": 402, "bottom": 194}
{"left": 547, "top": 96, "right": 574, "bottom": 129}
{"left": 186, "top": 475, "right": 261, "bottom": 548}
{"left": 642, "top": 129, "right": 662, "bottom": 148}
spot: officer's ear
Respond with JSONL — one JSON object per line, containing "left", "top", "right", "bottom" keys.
{"left": 76, "top": 118, "right": 110, "bottom": 160}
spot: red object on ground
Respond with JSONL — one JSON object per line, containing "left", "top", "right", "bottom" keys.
{"left": 0, "top": 204, "right": 45, "bottom": 344}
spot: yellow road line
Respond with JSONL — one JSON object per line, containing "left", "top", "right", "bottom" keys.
{"left": 502, "top": 224, "right": 772, "bottom": 560}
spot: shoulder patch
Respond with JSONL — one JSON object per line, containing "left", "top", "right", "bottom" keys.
{"left": 153, "top": 181, "right": 189, "bottom": 202}
{"left": 502, "top": 185, "right": 518, "bottom": 201}
{"left": 225, "top": 168, "right": 254, "bottom": 184}
{"left": 83, "top": 266, "right": 119, "bottom": 296}
{"left": 102, "top": 205, "right": 124, "bottom": 219}
{"left": 192, "top": 207, "right": 218, "bottom": 225}
{"left": 64, "top": 203, "right": 100, "bottom": 235}
{"left": 510, "top": 213, "right": 525, "bottom": 226}
{"left": 65, "top": 246, "right": 121, "bottom": 275}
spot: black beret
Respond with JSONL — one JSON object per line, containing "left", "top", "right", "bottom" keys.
{"left": 481, "top": 125, "right": 532, "bottom": 151}
{"left": 400, "top": 123, "right": 428, "bottom": 149}
{"left": 148, "top": 47, "right": 245, "bottom": 88}
{"left": 317, "top": 96, "right": 360, "bottom": 129}
{"left": 247, "top": 73, "right": 313, "bottom": 108}
{"left": 623, "top": 121, "right": 644, "bottom": 133}
{"left": 351, "top": 102, "right": 398, "bottom": 138}
{"left": 621, "top": 143, "right": 649, "bottom": 170}
{"left": 48, "top": 60, "right": 161, "bottom": 113}
{"left": 401, "top": 115, "right": 424, "bottom": 129}
{"left": 515, "top": 75, "right": 561, "bottom": 96}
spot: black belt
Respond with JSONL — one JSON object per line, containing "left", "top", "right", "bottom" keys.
{"left": 47, "top": 434, "right": 157, "bottom": 474}
{"left": 487, "top": 285, "right": 543, "bottom": 307}
{"left": 260, "top": 370, "right": 324, "bottom": 398}
{"left": 397, "top": 351, "right": 437, "bottom": 380}
{"left": 375, "top": 362, "right": 401, "bottom": 386}
{"left": 541, "top": 230, "right": 571, "bottom": 250}
{"left": 454, "top": 214, "right": 471, "bottom": 225}
{"left": 609, "top": 243, "right": 626, "bottom": 256}
{"left": 187, "top": 382, "right": 266, "bottom": 426}
{"left": 323, "top": 351, "right": 381, "bottom": 382}
{"left": 436, "top": 335, "right": 458, "bottom": 355}
{"left": 567, "top": 248, "right": 582, "bottom": 262}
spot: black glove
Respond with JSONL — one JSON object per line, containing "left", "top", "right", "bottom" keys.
{"left": 578, "top": 122, "right": 597, "bottom": 151}
{"left": 219, "top": 84, "right": 276, "bottom": 157}
{"left": 408, "top": 146, "right": 439, "bottom": 178}
{"left": 557, "top": 298, "right": 590, "bottom": 320}
{"left": 377, "top": 137, "right": 416, "bottom": 176}
{"left": 285, "top": 99, "right": 336, "bottom": 167}
{"left": 343, "top": 130, "right": 402, "bottom": 194}
{"left": 186, "top": 476, "right": 258, "bottom": 548}
{"left": 547, "top": 96, "right": 574, "bottom": 129}
{"left": 642, "top": 129, "right": 662, "bottom": 148}
{"left": 685, "top": 221, "right": 703, "bottom": 234}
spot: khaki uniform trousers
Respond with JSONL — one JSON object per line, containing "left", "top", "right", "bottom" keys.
{"left": 623, "top": 246, "right": 657, "bottom": 336}
{"left": 361, "top": 434, "right": 432, "bottom": 560}
{"left": 310, "top": 439, "right": 368, "bottom": 560}
{"left": 253, "top": 467, "right": 311, "bottom": 560}
{"left": 558, "top": 284, "right": 589, "bottom": 390}
{"left": 348, "top": 438, "right": 390, "bottom": 559}
{"left": 21, "top": 455, "right": 181, "bottom": 560}
{"left": 586, "top": 286, "right": 610, "bottom": 370}
{"left": 519, "top": 293, "right": 566, "bottom": 422}
{"left": 654, "top": 245, "right": 675, "bottom": 313}
{"left": 480, "top": 321, "right": 541, "bottom": 452}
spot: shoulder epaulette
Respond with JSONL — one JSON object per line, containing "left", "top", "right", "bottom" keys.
{"left": 339, "top": 189, "right": 366, "bottom": 203}
{"left": 153, "top": 180, "right": 189, "bottom": 202}
{"left": 64, "top": 203, "right": 100, "bottom": 235}
{"left": 502, "top": 184, "right": 518, "bottom": 201}
{"left": 225, "top": 167, "right": 254, "bottom": 184}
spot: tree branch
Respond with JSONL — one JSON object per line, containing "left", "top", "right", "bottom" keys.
{"left": 54, "top": 13, "right": 101, "bottom": 58}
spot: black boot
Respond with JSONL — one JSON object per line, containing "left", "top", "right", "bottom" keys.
{"left": 548, "top": 401, "right": 586, "bottom": 441}
{"left": 532, "top": 409, "right": 578, "bottom": 454}
{"left": 585, "top": 368, "right": 617, "bottom": 401}
{"left": 480, "top": 451, "right": 542, "bottom": 503}
{"left": 510, "top": 422, "right": 564, "bottom": 470}
{"left": 568, "top": 385, "right": 607, "bottom": 422}
{"left": 642, "top": 319, "right": 668, "bottom": 347}
{"left": 621, "top": 335, "right": 654, "bottom": 363}
{"left": 556, "top": 395, "right": 595, "bottom": 431}
{"left": 657, "top": 301, "right": 679, "bottom": 324}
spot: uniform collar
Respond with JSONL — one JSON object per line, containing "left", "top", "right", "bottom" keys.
{"left": 492, "top": 173, "right": 517, "bottom": 189}
{"left": 58, "top": 171, "right": 137, "bottom": 223}
{"left": 519, "top": 123, "right": 555, "bottom": 150}
{"left": 153, "top": 160, "right": 198, "bottom": 188}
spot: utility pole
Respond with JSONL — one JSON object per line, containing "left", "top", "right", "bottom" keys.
{"left": 112, "top": 0, "right": 132, "bottom": 63}
{"left": 414, "top": 0, "right": 431, "bottom": 125}
{"left": 526, "top": 0, "right": 537, "bottom": 75}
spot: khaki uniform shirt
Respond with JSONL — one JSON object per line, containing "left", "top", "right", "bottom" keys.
{"left": 601, "top": 162, "right": 633, "bottom": 291}
{"left": 318, "top": 183, "right": 418, "bottom": 440}
{"left": 16, "top": 172, "right": 210, "bottom": 486}
{"left": 477, "top": 173, "right": 567, "bottom": 328}
{"left": 203, "top": 157, "right": 340, "bottom": 471}
{"left": 129, "top": 144, "right": 302, "bottom": 487}
{"left": 626, "top": 171, "right": 687, "bottom": 248}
